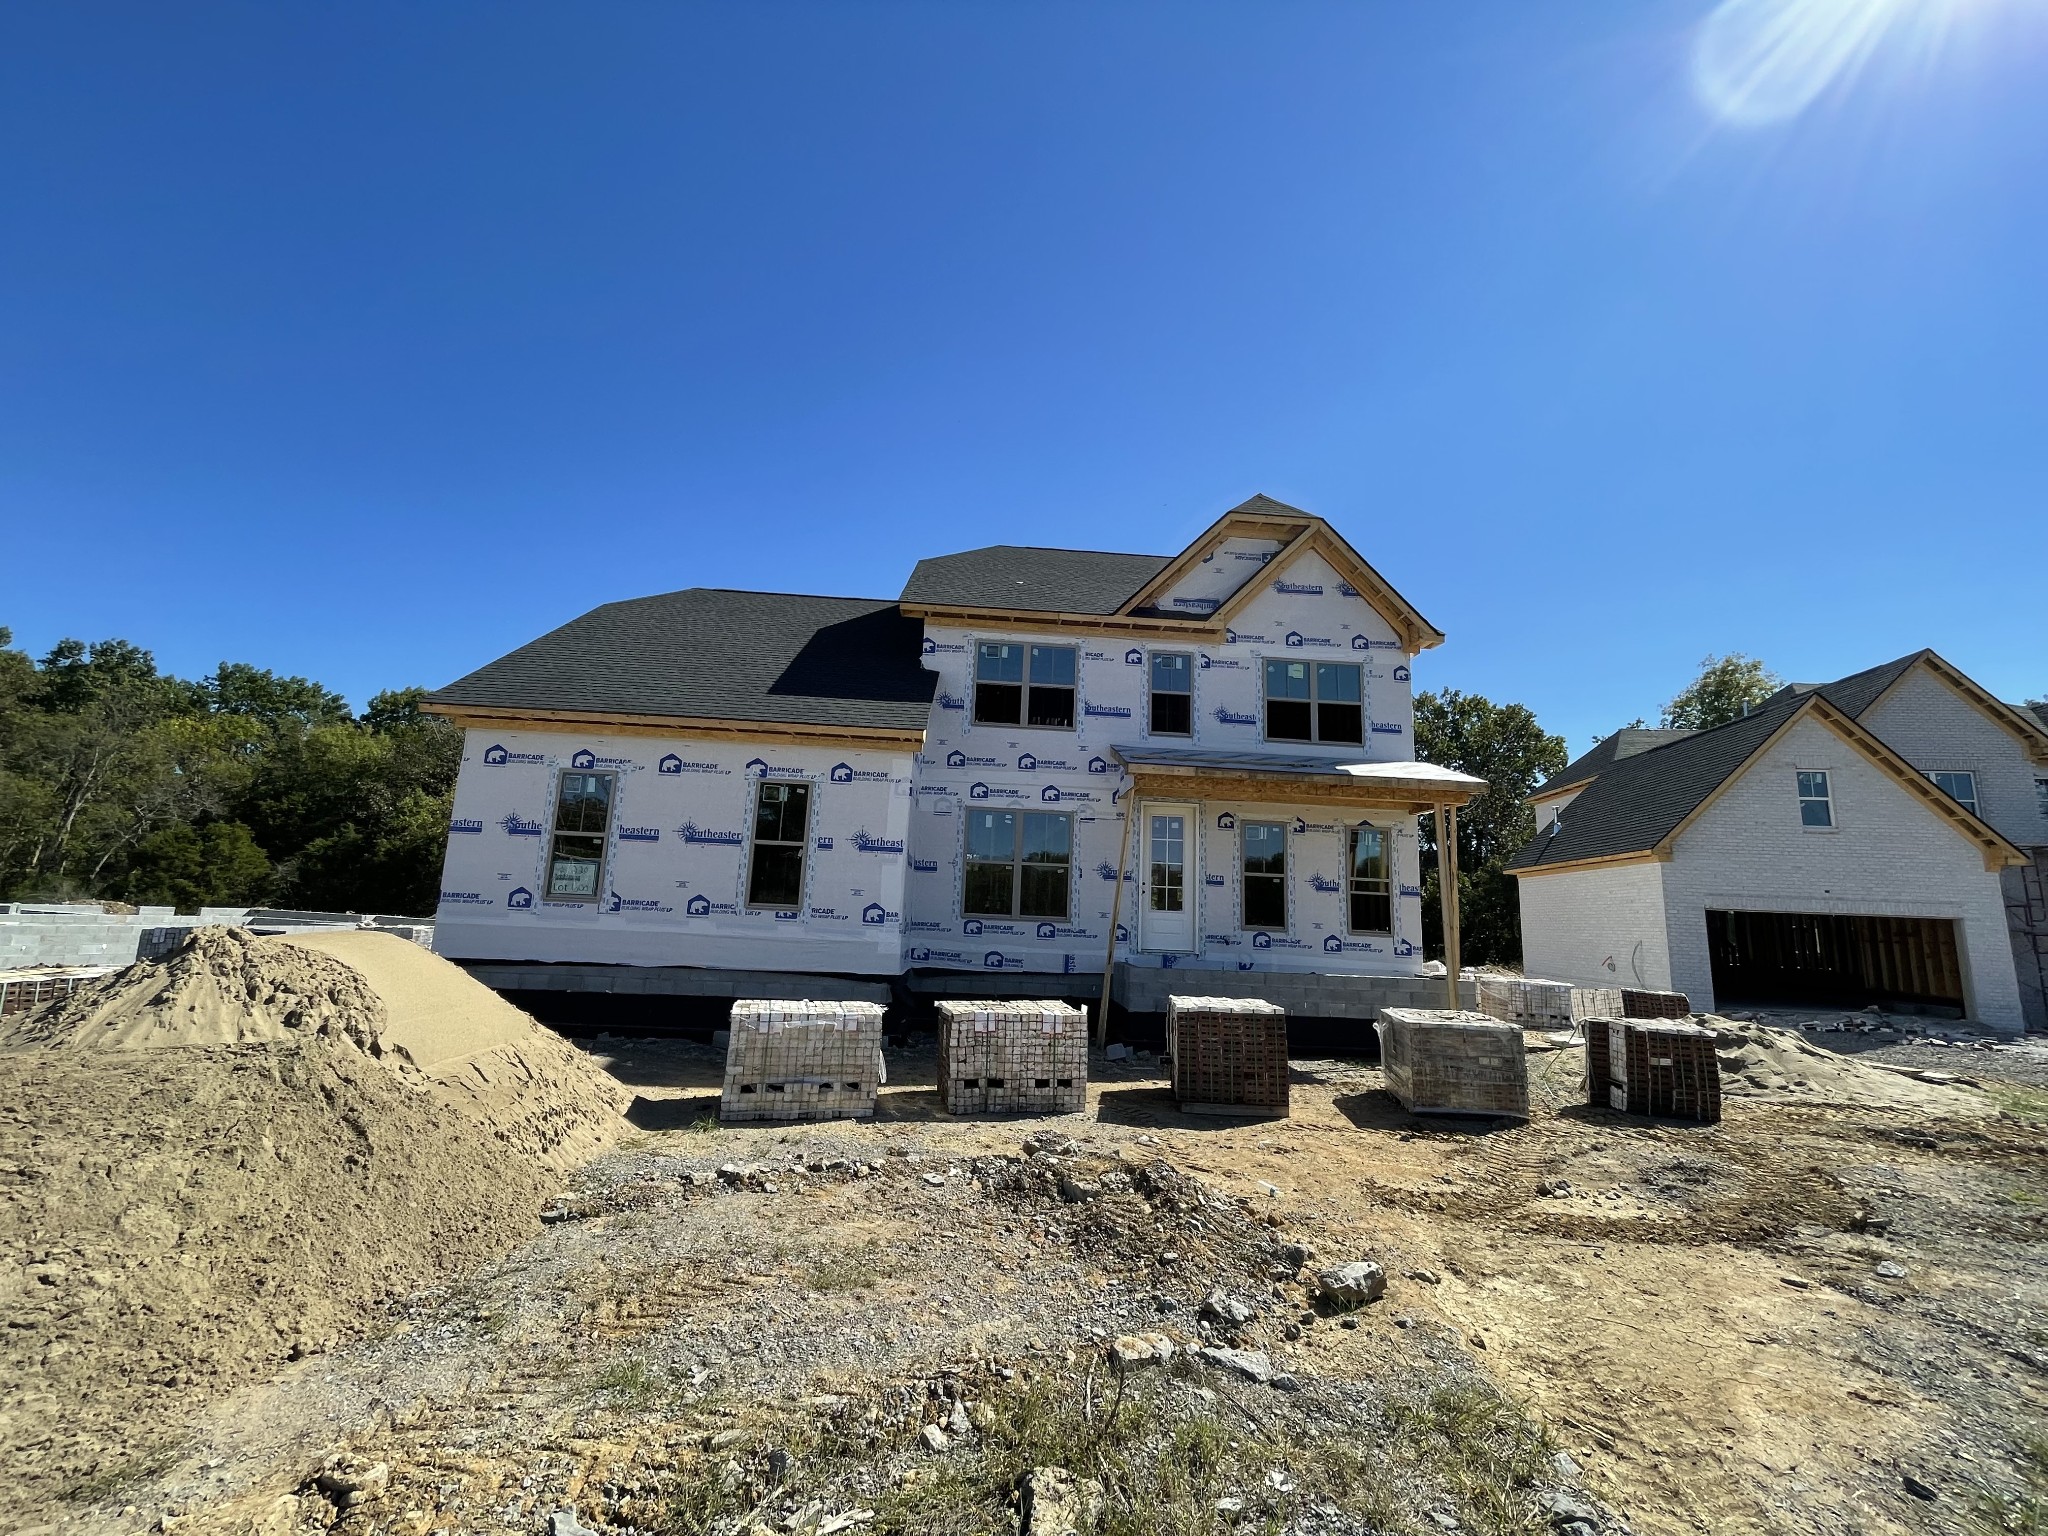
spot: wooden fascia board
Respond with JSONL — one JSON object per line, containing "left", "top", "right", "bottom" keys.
{"left": 1123, "top": 767, "right": 1476, "bottom": 810}
{"left": 1904, "top": 653, "right": 2048, "bottom": 764}
{"left": 1645, "top": 697, "right": 2027, "bottom": 872}
{"left": 1508, "top": 848, "right": 1670, "bottom": 878}
{"left": 1803, "top": 699, "right": 2030, "bottom": 871}
{"left": 1525, "top": 778, "right": 1594, "bottom": 807}
{"left": 1117, "top": 515, "right": 1310, "bottom": 616}
{"left": 424, "top": 703, "right": 927, "bottom": 753}
{"left": 1206, "top": 526, "right": 1445, "bottom": 653}
{"left": 896, "top": 603, "right": 1217, "bottom": 638}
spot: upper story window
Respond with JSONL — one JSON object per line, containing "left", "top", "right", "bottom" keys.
{"left": 546, "top": 771, "right": 614, "bottom": 900}
{"left": 1149, "top": 652, "right": 1192, "bottom": 736}
{"left": 964, "top": 809, "right": 1072, "bottom": 919}
{"left": 1264, "top": 660, "right": 1363, "bottom": 745}
{"left": 1925, "top": 770, "right": 1980, "bottom": 817}
{"left": 975, "top": 642, "right": 1076, "bottom": 729}
{"left": 1348, "top": 824, "right": 1391, "bottom": 934}
{"left": 1797, "top": 770, "right": 1833, "bottom": 828}
{"left": 2038, "top": 776, "right": 2048, "bottom": 820}
{"left": 746, "top": 780, "right": 811, "bottom": 908}
{"left": 1242, "top": 820, "right": 1287, "bottom": 929}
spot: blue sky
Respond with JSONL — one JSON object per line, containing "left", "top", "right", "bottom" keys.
{"left": 5, "top": 1, "right": 2044, "bottom": 749}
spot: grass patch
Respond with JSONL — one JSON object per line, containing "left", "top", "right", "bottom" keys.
{"left": 60, "top": 1440, "right": 188, "bottom": 1505}
{"left": 1991, "top": 1086, "right": 2048, "bottom": 1125}
{"left": 654, "top": 1363, "right": 1551, "bottom": 1536}
{"left": 802, "top": 1242, "right": 887, "bottom": 1294}
{"left": 1968, "top": 1431, "right": 2048, "bottom": 1535}
{"left": 590, "top": 1356, "right": 672, "bottom": 1413}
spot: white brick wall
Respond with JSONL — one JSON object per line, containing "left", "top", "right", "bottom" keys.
{"left": 1859, "top": 665, "right": 2048, "bottom": 851}
{"left": 1663, "top": 713, "right": 2023, "bottom": 1030}
{"left": 1517, "top": 860, "right": 1672, "bottom": 991}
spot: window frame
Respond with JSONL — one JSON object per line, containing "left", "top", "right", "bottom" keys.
{"left": 1347, "top": 822, "right": 1392, "bottom": 935}
{"left": 744, "top": 778, "right": 813, "bottom": 911}
{"left": 1262, "top": 659, "right": 1365, "bottom": 745}
{"left": 2037, "top": 776, "right": 2048, "bottom": 821}
{"left": 972, "top": 641, "right": 1079, "bottom": 731}
{"left": 962, "top": 808, "right": 1074, "bottom": 921}
{"left": 1240, "top": 820, "right": 1288, "bottom": 932}
{"left": 1147, "top": 651, "right": 1193, "bottom": 737}
{"left": 1796, "top": 769, "right": 1835, "bottom": 830}
{"left": 544, "top": 769, "right": 617, "bottom": 903}
{"left": 1924, "top": 770, "right": 1980, "bottom": 818}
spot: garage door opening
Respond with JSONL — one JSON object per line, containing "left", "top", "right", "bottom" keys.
{"left": 1706, "top": 909, "right": 1965, "bottom": 1018}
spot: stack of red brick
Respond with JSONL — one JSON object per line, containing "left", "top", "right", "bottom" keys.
{"left": 1587, "top": 1017, "right": 1721, "bottom": 1123}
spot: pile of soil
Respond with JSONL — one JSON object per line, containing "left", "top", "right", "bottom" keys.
{"left": 1705, "top": 1016, "right": 1994, "bottom": 1116}
{"left": 0, "top": 928, "right": 628, "bottom": 1523}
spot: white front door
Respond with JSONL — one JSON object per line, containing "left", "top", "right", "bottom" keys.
{"left": 1140, "top": 803, "right": 1196, "bottom": 953}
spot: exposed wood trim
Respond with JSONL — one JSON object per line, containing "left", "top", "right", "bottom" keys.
{"left": 423, "top": 703, "right": 927, "bottom": 752}
{"left": 1117, "top": 508, "right": 1310, "bottom": 616}
{"left": 896, "top": 603, "right": 1218, "bottom": 638}
{"left": 1205, "top": 525, "right": 1447, "bottom": 654}
{"left": 1525, "top": 778, "right": 1595, "bottom": 807}
{"left": 1121, "top": 767, "right": 1475, "bottom": 811}
{"left": 1870, "top": 652, "right": 2048, "bottom": 765}
{"left": 1507, "top": 848, "right": 1673, "bottom": 878}
{"left": 1645, "top": 696, "right": 2027, "bottom": 872}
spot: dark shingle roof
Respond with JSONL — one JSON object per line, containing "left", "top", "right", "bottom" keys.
{"left": 901, "top": 546, "right": 1175, "bottom": 615}
{"left": 427, "top": 589, "right": 935, "bottom": 732}
{"left": 1508, "top": 697, "right": 1804, "bottom": 871}
{"left": 1532, "top": 729, "right": 1694, "bottom": 798}
{"left": 1760, "top": 651, "right": 1925, "bottom": 718}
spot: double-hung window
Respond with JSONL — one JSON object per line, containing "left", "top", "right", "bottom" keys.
{"left": 1347, "top": 824, "right": 1391, "bottom": 934}
{"left": 746, "top": 781, "right": 811, "bottom": 908}
{"left": 1925, "top": 771, "right": 1980, "bottom": 817}
{"left": 1263, "top": 660, "right": 1363, "bottom": 744}
{"left": 2037, "top": 776, "right": 2048, "bottom": 821}
{"left": 1149, "top": 652, "right": 1192, "bottom": 736}
{"left": 546, "top": 772, "right": 614, "bottom": 899}
{"left": 1242, "top": 821, "right": 1287, "bottom": 929}
{"left": 964, "top": 809, "right": 1072, "bottom": 919}
{"left": 1797, "top": 770, "right": 1834, "bottom": 828}
{"left": 974, "top": 643, "right": 1077, "bottom": 729}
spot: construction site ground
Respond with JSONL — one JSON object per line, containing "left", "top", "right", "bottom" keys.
{"left": 29, "top": 1014, "right": 2038, "bottom": 1536}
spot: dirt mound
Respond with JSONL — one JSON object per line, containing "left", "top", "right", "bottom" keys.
{"left": 3, "top": 926, "right": 389, "bottom": 1053}
{"left": 1706, "top": 1017, "right": 1994, "bottom": 1116}
{"left": 0, "top": 929, "right": 629, "bottom": 1525}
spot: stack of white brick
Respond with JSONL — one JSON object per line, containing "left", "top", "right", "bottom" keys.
{"left": 720, "top": 1000, "right": 887, "bottom": 1123}
{"left": 935, "top": 1000, "right": 1088, "bottom": 1115}
{"left": 1476, "top": 976, "right": 1622, "bottom": 1029}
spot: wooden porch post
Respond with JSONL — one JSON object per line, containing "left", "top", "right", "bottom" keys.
{"left": 1096, "top": 792, "right": 1136, "bottom": 1047}
{"left": 1436, "top": 802, "right": 1463, "bottom": 1011}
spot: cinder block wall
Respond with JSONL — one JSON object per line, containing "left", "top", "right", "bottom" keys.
{"left": 1113, "top": 965, "right": 1475, "bottom": 1019}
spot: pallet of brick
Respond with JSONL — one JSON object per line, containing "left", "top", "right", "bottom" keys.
{"left": 1376, "top": 1008, "right": 1530, "bottom": 1118}
{"left": 1601, "top": 1018, "right": 1722, "bottom": 1123}
{"left": 1584, "top": 1017, "right": 1616, "bottom": 1104}
{"left": 1165, "top": 995, "right": 1290, "bottom": 1117}
{"left": 1620, "top": 988, "right": 1691, "bottom": 1019}
{"left": 935, "top": 1000, "right": 1088, "bottom": 1115}
{"left": 0, "top": 967, "right": 112, "bottom": 1018}
{"left": 1475, "top": 976, "right": 1623, "bottom": 1030}
{"left": 720, "top": 999, "right": 886, "bottom": 1123}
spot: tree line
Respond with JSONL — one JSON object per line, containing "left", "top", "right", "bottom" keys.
{"left": 0, "top": 629, "right": 459, "bottom": 915}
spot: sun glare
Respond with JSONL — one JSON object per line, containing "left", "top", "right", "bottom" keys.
{"left": 1692, "top": 0, "right": 1965, "bottom": 124}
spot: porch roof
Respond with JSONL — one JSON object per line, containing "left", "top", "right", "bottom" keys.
{"left": 1110, "top": 746, "right": 1487, "bottom": 811}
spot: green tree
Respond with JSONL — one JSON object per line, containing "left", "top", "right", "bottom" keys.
{"left": 1661, "top": 653, "right": 1781, "bottom": 732}
{"left": 1413, "top": 688, "right": 1567, "bottom": 966}
{"left": 119, "top": 821, "right": 273, "bottom": 909}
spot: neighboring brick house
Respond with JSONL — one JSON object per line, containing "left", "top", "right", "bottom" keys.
{"left": 1509, "top": 653, "right": 2047, "bottom": 1032}
{"left": 424, "top": 497, "right": 1485, "bottom": 1020}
